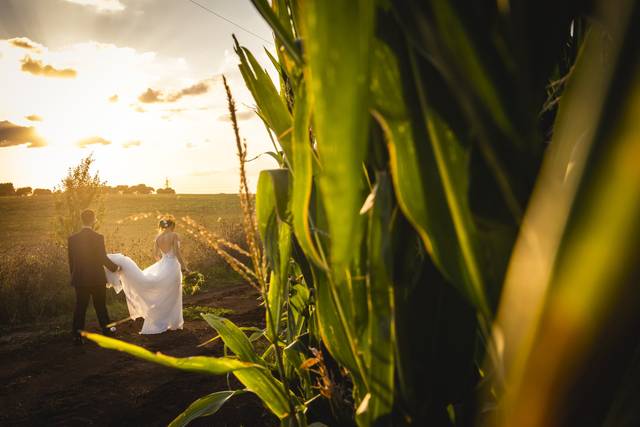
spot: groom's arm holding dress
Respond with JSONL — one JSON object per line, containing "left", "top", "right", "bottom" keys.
{"left": 97, "top": 233, "right": 119, "bottom": 272}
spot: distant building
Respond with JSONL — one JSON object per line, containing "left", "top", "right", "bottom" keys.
{"left": 157, "top": 177, "right": 176, "bottom": 194}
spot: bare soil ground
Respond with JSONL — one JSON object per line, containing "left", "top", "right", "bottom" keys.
{"left": 0, "top": 284, "right": 277, "bottom": 427}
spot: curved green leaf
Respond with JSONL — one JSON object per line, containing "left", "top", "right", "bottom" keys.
{"left": 233, "top": 37, "right": 293, "bottom": 161}
{"left": 201, "top": 314, "right": 261, "bottom": 364}
{"left": 82, "top": 332, "right": 257, "bottom": 375}
{"left": 357, "top": 172, "right": 395, "bottom": 426}
{"left": 256, "top": 169, "right": 293, "bottom": 341}
{"left": 290, "top": 83, "right": 324, "bottom": 267}
{"left": 232, "top": 368, "right": 292, "bottom": 419}
{"left": 169, "top": 390, "right": 246, "bottom": 427}
{"left": 371, "top": 40, "right": 490, "bottom": 317}
{"left": 257, "top": 169, "right": 291, "bottom": 228}
{"left": 250, "top": 0, "right": 302, "bottom": 66}
{"left": 201, "top": 314, "right": 293, "bottom": 419}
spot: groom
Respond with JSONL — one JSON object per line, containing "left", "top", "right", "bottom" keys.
{"left": 68, "top": 209, "right": 120, "bottom": 345}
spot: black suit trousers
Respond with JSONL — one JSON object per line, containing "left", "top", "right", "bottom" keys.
{"left": 72, "top": 285, "right": 110, "bottom": 336}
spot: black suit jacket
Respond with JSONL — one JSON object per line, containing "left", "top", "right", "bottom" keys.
{"left": 68, "top": 228, "right": 118, "bottom": 288}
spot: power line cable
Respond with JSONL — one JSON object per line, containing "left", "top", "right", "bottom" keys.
{"left": 186, "top": 0, "right": 274, "bottom": 45}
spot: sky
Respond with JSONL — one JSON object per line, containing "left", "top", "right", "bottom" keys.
{"left": 0, "top": 0, "right": 279, "bottom": 193}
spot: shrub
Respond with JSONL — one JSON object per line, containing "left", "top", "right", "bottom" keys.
{"left": 54, "top": 154, "right": 106, "bottom": 243}
{"left": 0, "top": 183, "right": 15, "bottom": 196}
{"left": 0, "top": 242, "right": 71, "bottom": 325}
{"left": 182, "top": 271, "right": 205, "bottom": 296}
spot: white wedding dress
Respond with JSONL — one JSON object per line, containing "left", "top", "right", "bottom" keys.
{"left": 104, "top": 249, "right": 183, "bottom": 334}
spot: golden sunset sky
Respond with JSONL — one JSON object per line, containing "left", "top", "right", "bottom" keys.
{"left": 0, "top": 0, "right": 278, "bottom": 193}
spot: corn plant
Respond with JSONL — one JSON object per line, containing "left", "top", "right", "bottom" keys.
{"left": 85, "top": 0, "right": 640, "bottom": 426}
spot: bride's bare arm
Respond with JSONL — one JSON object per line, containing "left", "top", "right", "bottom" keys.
{"left": 174, "top": 233, "right": 188, "bottom": 272}
{"left": 153, "top": 239, "right": 161, "bottom": 261}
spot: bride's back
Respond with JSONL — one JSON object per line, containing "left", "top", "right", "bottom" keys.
{"left": 156, "top": 231, "right": 178, "bottom": 255}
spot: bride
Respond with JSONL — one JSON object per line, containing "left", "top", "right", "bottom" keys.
{"left": 105, "top": 218, "right": 188, "bottom": 334}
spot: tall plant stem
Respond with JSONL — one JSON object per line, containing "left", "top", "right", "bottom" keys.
{"left": 224, "top": 75, "right": 299, "bottom": 425}
{"left": 263, "top": 291, "right": 299, "bottom": 425}
{"left": 313, "top": 234, "right": 371, "bottom": 392}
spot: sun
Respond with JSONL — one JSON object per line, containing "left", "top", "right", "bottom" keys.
{"left": 37, "top": 98, "right": 147, "bottom": 148}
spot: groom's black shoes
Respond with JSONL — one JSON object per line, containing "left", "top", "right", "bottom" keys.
{"left": 102, "top": 327, "right": 116, "bottom": 337}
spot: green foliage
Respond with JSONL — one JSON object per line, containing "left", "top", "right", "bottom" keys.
{"left": 169, "top": 390, "right": 246, "bottom": 427}
{"left": 82, "top": 331, "right": 258, "bottom": 375}
{"left": 182, "top": 271, "right": 206, "bottom": 296}
{"left": 182, "top": 305, "right": 233, "bottom": 321}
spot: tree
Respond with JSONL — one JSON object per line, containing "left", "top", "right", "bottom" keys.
{"left": 0, "top": 183, "right": 15, "bottom": 196}
{"left": 15, "top": 187, "right": 32, "bottom": 197}
{"left": 54, "top": 155, "right": 106, "bottom": 243}
{"left": 131, "top": 184, "right": 154, "bottom": 194}
{"left": 115, "top": 185, "right": 129, "bottom": 194}
{"left": 32, "top": 188, "right": 52, "bottom": 196}
{"left": 103, "top": 186, "right": 119, "bottom": 194}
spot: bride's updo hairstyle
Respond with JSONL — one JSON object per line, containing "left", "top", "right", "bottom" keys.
{"left": 158, "top": 218, "right": 176, "bottom": 231}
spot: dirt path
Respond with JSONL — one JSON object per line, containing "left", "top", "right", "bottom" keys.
{"left": 0, "top": 284, "right": 277, "bottom": 426}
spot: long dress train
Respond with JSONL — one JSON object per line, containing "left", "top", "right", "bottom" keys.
{"left": 104, "top": 251, "right": 183, "bottom": 334}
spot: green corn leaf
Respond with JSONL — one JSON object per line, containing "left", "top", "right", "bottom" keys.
{"left": 246, "top": 151, "right": 282, "bottom": 166}
{"left": 428, "top": 2, "right": 516, "bottom": 143}
{"left": 312, "top": 265, "right": 367, "bottom": 393}
{"left": 283, "top": 339, "right": 314, "bottom": 398}
{"left": 201, "top": 314, "right": 262, "bottom": 364}
{"left": 231, "top": 368, "right": 292, "bottom": 419}
{"left": 82, "top": 332, "right": 257, "bottom": 375}
{"left": 371, "top": 40, "right": 490, "bottom": 317}
{"left": 201, "top": 314, "right": 293, "bottom": 419}
{"left": 266, "top": 248, "right": 289, "bottom": 342}
{"left": 233, "top": 37, "right": 293, "bottom": 161}
{"left": 250, "top": 0, "right": 302, "bottom": 66}
{"left": 257, "top": 169, "right": 291, "bottom": 228}
{"left": 169, "top": 390, "right": 246, "bottom": 427}
{"left": 393, "top": 2, "right": 531, "bottom": 224}
{"left": 356, "top": 172, "right": 395, "bottom": 426}
{"left": 256, "top": 169, "right": 293, "bottom": 341}
{"left": 289, "top": 283, "right": 310, "bottom": 337}
{"left": 420, "top": 104, "right": 490, "bottom": 318}
{"left": 290, "top": 83, "right": 324, "bottom": 267}
{"left": 494, "top": 4, "right": 640, "bottom": 422}
{"left": 298, "top": 0, "right": 375, "bottom": 268}
{"left": 264, "top": 47, "right": 287, "bottom": 90}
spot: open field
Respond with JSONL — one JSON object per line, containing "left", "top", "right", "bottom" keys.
{"left": 0, "top": 194, "right": 247, "bottom": 326}
{"left": 0, "top": 193, "right": 244, "bottom": 249}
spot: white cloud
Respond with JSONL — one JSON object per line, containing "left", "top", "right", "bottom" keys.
{"left": 63, "top": 0, "right": 125, "bottom": 12}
